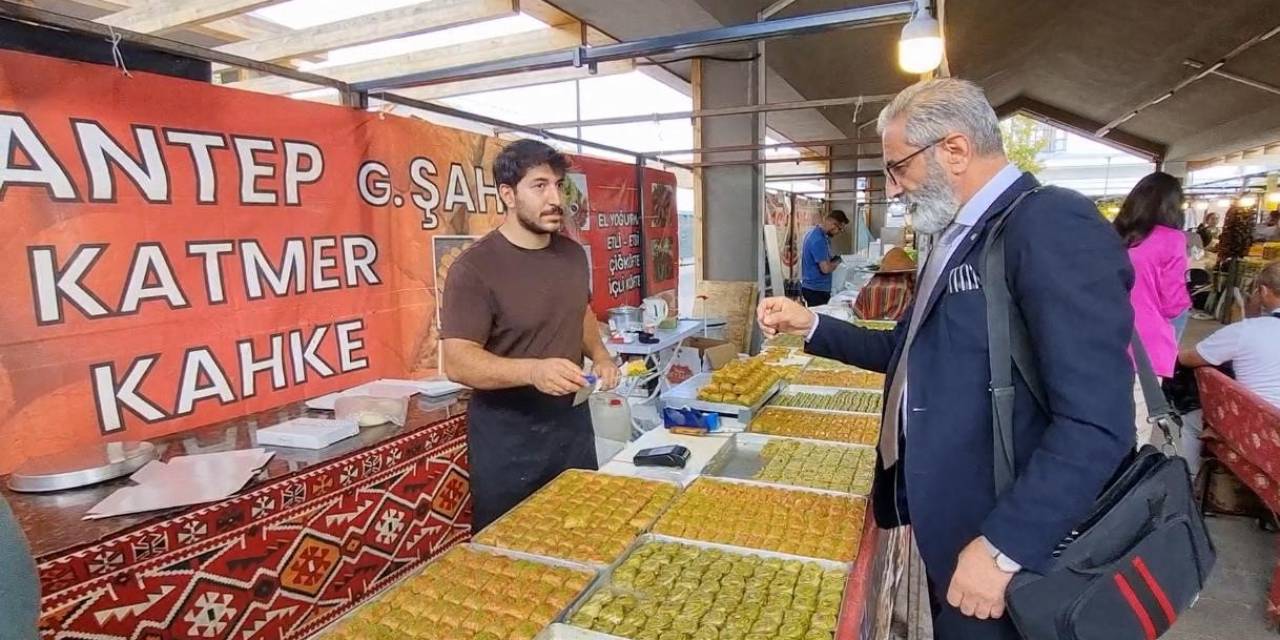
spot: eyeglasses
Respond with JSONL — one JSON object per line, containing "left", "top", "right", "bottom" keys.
{"left": 884, "top": 137, "right": 946, "bottom": 187}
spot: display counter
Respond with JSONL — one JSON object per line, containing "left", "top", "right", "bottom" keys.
{"left": 4, "top": 394, "right": 473, "bottom": 640}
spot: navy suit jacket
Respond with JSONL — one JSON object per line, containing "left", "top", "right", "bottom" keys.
{"left": 807, "top": 173, "right": 1136, "bottom": 585}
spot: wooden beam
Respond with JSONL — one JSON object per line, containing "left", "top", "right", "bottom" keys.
{"left": 226, "top": 24, "right": 584, "bottom": 95}
{"left": 36, "top": 0, "right": 296, "bottom": 42}
{"left": 216, "top": 0, "right": 518, "bottom": 62}
{"left": 518, "top": 0, "right": 575, "bottom": 27}
{"left": 98, "top": 0, "right": 287, "bottom": 35}
{"left": 995, "top": 96, "right": 1167, "bottom": 163}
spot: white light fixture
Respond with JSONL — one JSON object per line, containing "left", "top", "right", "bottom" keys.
{"left": 1216, "top": 198, "right": 1233, "bottom": 208}
{"left": 1193, "top": 200, "right": 1210, "bottom": 213}
{"left": 1267, "top": 192, "right": 1280, "bottom": 205}
{"left": 898, "top": 9, "right": 944, "bottom": 74}
{"left": 1182, "top": 202, "right": 1190, "bottom": 210}
{"left": 1239, "top": 194, "right": 1258, "bottom": 208}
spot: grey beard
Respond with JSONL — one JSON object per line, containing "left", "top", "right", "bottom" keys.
{"left": 905, "top": 156, "right": 959, "bottom": 235}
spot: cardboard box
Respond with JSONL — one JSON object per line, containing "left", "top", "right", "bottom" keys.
{"left": 666, "top": 337, "right": 738, "bottom": 384}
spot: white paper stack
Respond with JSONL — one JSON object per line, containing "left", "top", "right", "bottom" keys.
{"left": 256, "top": 417, "right": 358, "bottom": 449}
{"left": 304, "top": 378, "right": 467, "bottom": 411}
{"left": 85, "top": 449, "right": 274, "bottom": 519}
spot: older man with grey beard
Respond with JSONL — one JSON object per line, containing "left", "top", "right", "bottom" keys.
{"left": 758, "top": 79, "right": 1136, "bottom": 639}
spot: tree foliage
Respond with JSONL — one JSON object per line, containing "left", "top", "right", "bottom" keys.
{"left": 1000, "top": 115, "right": 1050, "bottom": 175}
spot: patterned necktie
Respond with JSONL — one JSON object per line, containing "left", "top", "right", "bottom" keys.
{"left": 879, "top": 224, "right": 968, "bottom": 467}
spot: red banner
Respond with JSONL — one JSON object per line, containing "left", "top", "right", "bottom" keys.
{"left": 0, "top": 50, "right": 677, "bottom": 472}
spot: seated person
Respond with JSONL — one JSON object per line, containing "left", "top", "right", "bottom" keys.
{"left": 1178, "top": 260, "right": 1280, "bottom": 474}
{"left": 1179, "top": 259, "right": 1280, "bottom": 410}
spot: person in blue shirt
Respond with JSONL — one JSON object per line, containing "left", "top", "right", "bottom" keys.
{"left": 800, "top": 210, "right": 850, "bottom": 306}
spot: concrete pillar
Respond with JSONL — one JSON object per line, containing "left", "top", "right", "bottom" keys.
{"left": 698, "top": 51, "right": 761, "bottom": 283}
{"left": 829, "top": 158, "right": 858, "bottom": 255}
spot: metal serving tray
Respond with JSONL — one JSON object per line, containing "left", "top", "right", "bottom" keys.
{"left": 312, "top": 543, "right": 600, "bottom": 639}
{"left": 472, "top": 469, "right": 683, "bottom": 569}
{"left": 663, "top": 373, "right": 784, "bottom": 423}
{"left": 768, "top": 385, "right": 884, "bottom": 414}
{"left": 702, "top": 432, "right": 875, "bottom": 496}
{"left": 551, "top": 533, "right": 852, "bottom": 639}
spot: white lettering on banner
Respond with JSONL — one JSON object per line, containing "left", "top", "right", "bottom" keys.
{"left": 234, "top": 137, "right": 277, "bottom": 205}
{"left": 473, "top": 166, "right": 500, "bottom": 213}
{"left": 289, "top": 324, "right": 336, "bottom": 384}
{"left": 164, "top": 130, "right": 226, "bottom": 204}
{"left": 443, "top": 163, "right": 475, "bottom": 212}
{"left": 358, "top": 161, "right": 392, "bottom": 206}
{"left": 238, "top": 334, "right": 287, "bottom": 398}
{"left": 91, "top": 355, "right": 166, "bottom": 433}
{"left": 118, "top": 243, "right": 188, "bottom": 313}
{"left": 185, "top": 241, "right": 235, "bottom": 304}
{"left": 335, "top": 320, "right": 369, "bottom": 371}
{"left": 28, "top": 244, "right": 112, "bottom": 324}
{"left": 73, "top": 121, "right": 169, "bottom": 203}
{"left": 1, "top": 114, "right": 326, "bottom": 206}
{"left": 409, "top": 157, "right": 441, "bottom": 229}
{"left": 0, "top": 113, "right": 78, "bottom": 201}
{"left": 175, "top": 348, "right": 236, "bottom": 415}
{"left": 241, "top": 238, "right": 306, "bottom": 299}
{"left": 27, "top": 237, "right": 382, "bottom": 323}
{"left": 282, "top": 141, "right": 323, "bottom": 206}
{"left": 89, "top": 320, "right": 368, "bottom": 432}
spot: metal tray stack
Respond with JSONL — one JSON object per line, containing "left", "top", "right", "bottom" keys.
{"left": 663, "top": 372, "right": 785, "bottom": 423}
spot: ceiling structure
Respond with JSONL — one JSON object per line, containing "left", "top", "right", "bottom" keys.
{"left": 12, "top": 0, "right": 1280, "bottom": 167}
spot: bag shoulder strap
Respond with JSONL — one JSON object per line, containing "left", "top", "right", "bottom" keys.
{"left": 982, "top": 187, "right": 1176, "bottom": 496}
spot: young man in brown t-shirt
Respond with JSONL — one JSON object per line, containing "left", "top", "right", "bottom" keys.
{"left": 440, "top": 139, "right": 620, "bottom": 531}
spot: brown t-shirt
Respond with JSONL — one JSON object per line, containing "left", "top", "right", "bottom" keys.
{"left": 440, "top": 230, "right": 589, "bottom": 365}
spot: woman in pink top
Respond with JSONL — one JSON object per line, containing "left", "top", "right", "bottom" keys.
{"left": 1115, "top": 172, "right": 1191, "bottom": 444}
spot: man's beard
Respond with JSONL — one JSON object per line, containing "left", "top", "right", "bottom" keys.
{"left": 904, "top": 155, "right": 959, "bottom": 236}
{"left": 516, "top": 205, "right": 563, "bottom": 235}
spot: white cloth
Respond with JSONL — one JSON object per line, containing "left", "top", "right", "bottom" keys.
{"left": 1194, "top": 311, "right": 1280, "bottom": 409}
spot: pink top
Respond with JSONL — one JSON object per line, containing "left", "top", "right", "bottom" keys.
{"left": 1128, "top": 226, "right": 1191, "bottom": 377}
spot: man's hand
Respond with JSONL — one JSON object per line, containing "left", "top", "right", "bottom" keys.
{"left": 947, "top": 538, "right": 1015, "bottom": 620}
{"left": 593, "top": 358, "right": 621, "bottom": 391}
{"left": 757, "top": 296, "right": 816, "bottom": 338}
{"left": 529, "top": 358, "right": 589, "bottom": 396}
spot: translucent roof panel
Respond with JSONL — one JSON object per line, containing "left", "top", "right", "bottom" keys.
{"left": 298, "top": 14, "right": 547, "bottom": 71}
{"left": 252, "top": 0, "right": 430, "bottom": 30}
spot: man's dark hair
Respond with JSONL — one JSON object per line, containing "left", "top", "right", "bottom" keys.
{"left": 827, "top": 209, "right": 850, "bottom": 225}
{"left": 493, "top": 139, "right": 570, "bottom": 189}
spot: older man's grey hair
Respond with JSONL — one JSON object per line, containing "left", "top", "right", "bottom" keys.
{"left": 877, "top": 78, "right": 1005, "bottom": 157}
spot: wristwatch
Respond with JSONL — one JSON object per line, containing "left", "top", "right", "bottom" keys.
{"left": 982, "top": 537, "right": 1022, "bottom": 574}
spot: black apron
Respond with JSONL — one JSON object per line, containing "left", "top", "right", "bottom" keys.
{"left": 467, "top": 386, "right": 596, "bottom": 532}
